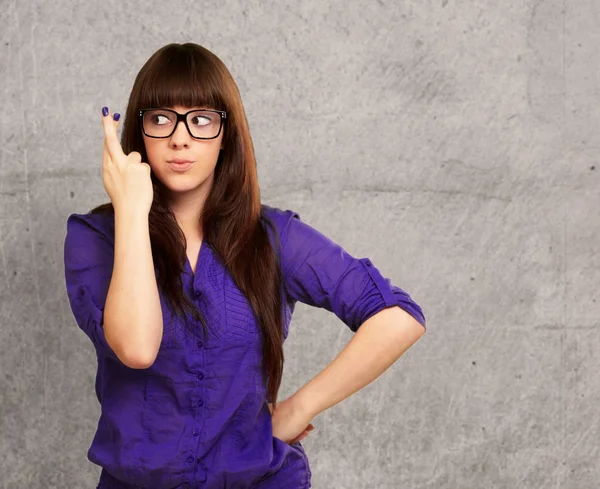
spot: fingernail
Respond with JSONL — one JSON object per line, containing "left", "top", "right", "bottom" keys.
{"left": 113, "top": 113, "right": 120, "bottom": 121}
{"left": 102, "top": 106, "right": 109, "bottom": 117}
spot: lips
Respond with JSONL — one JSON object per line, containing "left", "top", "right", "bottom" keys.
{"left": 167, "top": 160, "right": 194, "bottom": 172}
{"left": 168, "top": 159, "right": 193, "bottom": 164}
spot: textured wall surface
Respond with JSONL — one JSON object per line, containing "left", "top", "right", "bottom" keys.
{"left": 1, "top": 0, "right": 599, "bottom": 488}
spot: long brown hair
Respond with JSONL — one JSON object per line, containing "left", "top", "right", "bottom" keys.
{"left": 90, "top": 43, "right": 285, "bottom": 407}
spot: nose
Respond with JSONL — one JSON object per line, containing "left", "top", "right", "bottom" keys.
{"left": 169, "top": 119, "right": 191, "bottom": 148}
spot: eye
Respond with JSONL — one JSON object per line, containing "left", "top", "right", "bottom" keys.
{"left": 190, "top": 115, "right": 213, "bottom": 127}
{"left": 151, "top": 114, "right": 172, "bottom": 125}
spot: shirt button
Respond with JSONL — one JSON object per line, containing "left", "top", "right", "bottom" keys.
{"left": 197, "top": 340, "right": 203, "bottom": 348}
{"left": 194, "top": 289, "right": 202, "bottom": 298}
{"left": 365, "top": 259, "right": 372, "bottom": 266}
{"left": 186, "top": 455, "right": 194, "bottom": 463}
{"left": 197, "top": 372, "right": 204, "bottom": 380}
{"left": 197, "top": 399, "right": 204, "bottom": 407}
{"left": 193, "top": 429, "right": 200, "bottom": 437}
{"left": 78, "top": 287, "right": 85, "bottom": 297}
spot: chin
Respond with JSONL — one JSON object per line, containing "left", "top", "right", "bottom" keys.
{"left": 164, "top": 181, "right": 202, "bottom": 193}
{"left": 162, "top": 175, "right": 210, "bottom": 193}
{"left": 153, "top": 167, "right": 215, "bottom": 192}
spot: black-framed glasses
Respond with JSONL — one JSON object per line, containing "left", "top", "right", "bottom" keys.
{"left": 139, "top": 108, "right": 227, "bottom": 140}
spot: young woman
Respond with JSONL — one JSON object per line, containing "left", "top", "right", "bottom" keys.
{"left": 63, "top": 42, "right": 427, "bottom": 489}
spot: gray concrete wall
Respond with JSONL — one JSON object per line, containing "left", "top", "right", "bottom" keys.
{"left": 1, "top": 1, "right": 598, "bottom": 488}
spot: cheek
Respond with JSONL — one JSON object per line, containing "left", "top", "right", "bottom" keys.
{"left": 143, "top": 142, "right": 167, "bottom": 172}
{"left": 143, "top": 140, "right": 160, "bottom": 161}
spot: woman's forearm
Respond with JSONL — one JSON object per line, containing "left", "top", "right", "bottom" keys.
{"left": 104, "top": 210, "right": 163, "bottom": 368}
{"left": 290, "top": 306, "right": 426, "bottom": 418}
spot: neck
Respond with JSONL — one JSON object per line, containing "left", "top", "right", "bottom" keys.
{"left": 167, "top": 178, "right": 212, "bottom": 238}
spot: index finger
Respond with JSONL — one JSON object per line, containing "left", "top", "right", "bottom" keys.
{"left": 101, "top": 107, "right": 126, "bottom": 163}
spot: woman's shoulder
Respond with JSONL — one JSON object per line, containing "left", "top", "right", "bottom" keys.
{"left": 260, "top": 203, "right": 301, "bottom": 231}
{"left": 66, "top": 205, "right": 115, "bottom": 244}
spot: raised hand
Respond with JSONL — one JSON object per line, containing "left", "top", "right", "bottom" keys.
{"left": 101, "top": 107, "right": 154, "bottom": 216}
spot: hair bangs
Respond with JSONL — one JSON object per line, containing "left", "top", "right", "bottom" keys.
{"left": 138, "top": 49, "right": 224, "bottom": 111}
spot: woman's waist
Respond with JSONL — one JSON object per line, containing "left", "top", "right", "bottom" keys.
{"left": 90, "top": 401, "right": 310, "bottom": 488}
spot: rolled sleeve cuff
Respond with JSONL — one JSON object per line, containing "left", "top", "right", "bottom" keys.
{"left": 70, "top": 282, "right": 121, "bottom": 362}
{"left": 359, "top": 258, "right": 427, "bottom": 331}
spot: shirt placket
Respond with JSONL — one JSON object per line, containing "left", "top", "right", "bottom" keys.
{"left": 184, "top": 272, "right": 210, "bottom": 484}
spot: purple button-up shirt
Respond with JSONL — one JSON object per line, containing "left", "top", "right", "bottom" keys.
{"left": 63, "top": 204, "right": 426, "bottom": 489}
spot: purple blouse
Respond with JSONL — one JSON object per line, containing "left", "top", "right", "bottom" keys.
{"left": 63, "top": 204, "right": 426, "bottom": 489}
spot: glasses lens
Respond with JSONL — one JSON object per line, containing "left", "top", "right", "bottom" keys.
{"left": 142, "top": 109, "right": 221, "bottom": 138}
{"left": 142, "top": 110, "right": 176, "bottom": 137}
{"left": 187, "top": 110, "right": 221, "bottom": 139}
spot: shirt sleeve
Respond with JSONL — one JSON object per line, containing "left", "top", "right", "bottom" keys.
{"left": 63, "top": 212, "right": 122, "bottom": 362}
{"left": 278, "top": 209, "right": 426, "bottom": 333}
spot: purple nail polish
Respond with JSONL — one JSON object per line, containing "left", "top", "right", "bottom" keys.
{"left": 113, "top": 113, "right": 120, "bottom": 121}
{"left": 102, "top": 106, "right": 109, "bottom": 117}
